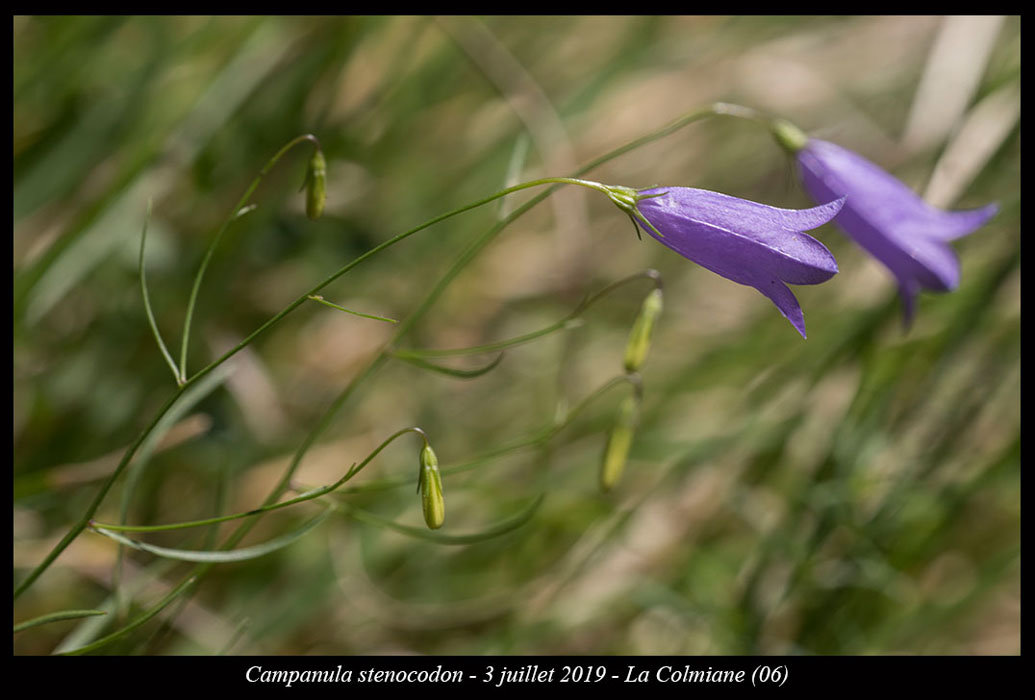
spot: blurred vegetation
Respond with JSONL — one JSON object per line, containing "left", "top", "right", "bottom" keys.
{"left": 13, "top": 16, "right": 1019, "bottom": 655}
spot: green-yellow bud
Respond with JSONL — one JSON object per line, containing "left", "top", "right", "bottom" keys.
{"left": 771, "top": 118, "right": 809, "bottom": 155}
{"left": 623, "top": 287, "right": 663, "bottom": 373}
{"left": 600, "top": 394, "right": 640, "bottom": 492}
{"left": 419, "top": 444, "right": 445, "bottom": 530}
{"left": 305, "top": 149, "right": 326, "bottom": 220}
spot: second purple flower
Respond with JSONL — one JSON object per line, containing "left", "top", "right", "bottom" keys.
{"left": 622, "top": 187, "right": 844, "bottom": 338}
{"left": 773, "top": 120, "right": 998, "bottom": 326}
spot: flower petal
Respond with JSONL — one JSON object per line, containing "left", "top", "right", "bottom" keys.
{"left": 923, "top": 203, "right": 999, "bottom": 241}
{"left": 797, "top": 140, "right": 926, "bottom": 224}
{"left": 636, "top": 188, "right": 841, "bottom": 285}
{"left": 798, "top": 139, "right": 995, "bottom": 296}
{"left": 754, "top": 278, "right": 807, "bottom": 339}
{"left": 905, "top": 236, "right": 960, "bottom": 292}
{"left": 639, "top": 187, "right": 844, "bottom": 234}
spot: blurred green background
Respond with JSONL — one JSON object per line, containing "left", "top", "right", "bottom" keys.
{"left": 13, "top": 16, "right": 1019, "bottom": 655}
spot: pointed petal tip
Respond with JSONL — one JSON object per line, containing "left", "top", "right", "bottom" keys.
{"left": 794, "top": 195, "right": 847, "bottom": 234}
{"left": 818, "top": 195, "right": 846, "bottom": 220}
{"left": 789, "top": 314, "right": 807, "bottom": 339}
{"left": 814, "top": 194, "right": 845, "bottom": 209}
{"left": 756, "top": 279, "right": 808, "bottom": 339}
{"left": 974, "top": 201, "right": 1000, "bottom": 225}
{"left": 956, "top": 199, "right": 999, "bottom": 223}
{"left": 934, "top": 201, "right": 1000, "bottom": 241}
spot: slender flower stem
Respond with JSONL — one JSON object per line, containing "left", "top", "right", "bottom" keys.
{"left": 17, "top": 101, "right": 742, "bottom": 611}
{"left": 395, "top": 322, "right": 570, "bottom": 359}
{"left": 340, "top": 373, "right": 640, "bottom": 494}
{"left": 576, "top": 269, "right": 663, "bottom": 317}
{"left": 443, "top": 374, "right": 640, "bottom": 477}
{"left": 178, "top": 134, "right": 321, "bottom": 383}
{"left": 181, "top": 179, "right": 618, "bottom": 389}
{"left": 89, "top": 428, "right": 427, "bottom": 533}
{"left": 392, "top": 269, "right": 662, "bottom": 359}
{"left": 578, "top": 102, "right": 768, "bottom": 176}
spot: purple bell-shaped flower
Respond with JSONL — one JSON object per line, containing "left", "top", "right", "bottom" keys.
{"left": 622, "top": 186, "right": 843, "bottom": 338}
{"left": 774, "top": 120, "right": 998, "bottom": 326}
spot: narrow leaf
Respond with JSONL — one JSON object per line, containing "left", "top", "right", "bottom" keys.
{"left": 138, "top": 200, "right": 180, "bottom": 384}
{"left": 498, "top": 133, "right": 530, "bottom": 220}
{"left": 393, "top": 319, "right": 570, "bottom": 358}
{"left": 342, "top": 494, "right": 544, "bottom": 545}
{"left": 93, "top": 509, "right": 331, "bottom": 563}
{"left": 394, "top": 351, "right": 504, "bottom": 379}
{"left": 14, "top": 609, "right": 107, "bottom": 634}
{"left": 307, "top": 294, "right": 397, "bottom": 324}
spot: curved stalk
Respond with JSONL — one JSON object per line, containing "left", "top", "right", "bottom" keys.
{"left": 178, "top": 134, "right": 321, "bottom": 382}
{"left": 393, "top": 269, "right": 662, "bottom": 359}
{"left": 90, "top": 427, "right": 427, "bottom": 533}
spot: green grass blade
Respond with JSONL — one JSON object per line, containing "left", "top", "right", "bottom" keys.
{"left": 393, "top": 351, "right": 505, "bottom": 379}
{"left": 93, "top": 509, "right": 331, "bottom": 563}
{"left": 138, "top": 199, "right": 180, "bottom": 384}
{"left": 342, "top": 494, "right": 544, "bottom": 545}
{"left": 14, "top": 609, "right": 107, "bottom": 634}
{"left": 306, "top": 294, "right": 398, "bottom": 323}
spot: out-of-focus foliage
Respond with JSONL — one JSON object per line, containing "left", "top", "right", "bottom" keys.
{"left": 14, "top": 16, "right": 1019, "bottom": 655}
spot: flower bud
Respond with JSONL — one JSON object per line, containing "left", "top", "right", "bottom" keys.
{"left": 419, "top": 444, "right": 445, "bottom": 530}
{"left": 771, "top": 118, "right": 809, "bottom": 155}
{"left": 305, "top": 149, "right": 326, "bottom": 220}
{"left": 600, "top": 394, "right": 640, "bottom": 492}
{"left": 623, "top": 287, "right": 663, "bottom": 373}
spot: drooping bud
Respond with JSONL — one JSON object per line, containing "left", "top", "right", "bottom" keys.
{"left": 419, "top": 443, "right": 445, "bottom": 530}
{"left": 771, "top": 118, "right": 809, "bottom": 155}
{"left": 305, "top": 149, "right": 326, "bottom": 220}
{"left": 623, "top": 287, "right": 663, "bottom": 373}
{"left": 600, "top": 394, "right": 640, "bottom": 492}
